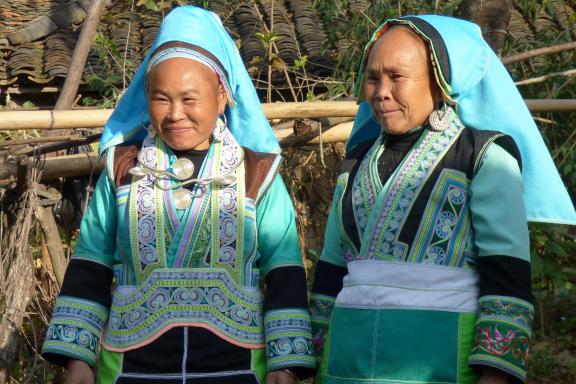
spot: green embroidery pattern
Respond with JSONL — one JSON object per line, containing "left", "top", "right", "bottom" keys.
{"left": 469, "top": 296, "right": 533, "bottom": 381}
{"left": 310, "top": 294, "right": 336, "bottom": 363}
{"left": 408, "top": 168, "right": 472, "bottom": 266}
{"left": 363, "top": 108, "right": 464, "bottom": 261}
{"left": 104, "top": 269, "right": 264, "bottom": 350}
{"left": 43, "top": 296, "right": 108, "bottom": 366}
{"left": 265, "top": 309, "right": 315, "bottom": 371}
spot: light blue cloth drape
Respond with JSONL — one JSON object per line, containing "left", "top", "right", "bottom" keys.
{"left": 99, "top": 5, "right": 279, "bottom": 156}
{"left": 347, "top": 15, "right": 575, "bottom": 225}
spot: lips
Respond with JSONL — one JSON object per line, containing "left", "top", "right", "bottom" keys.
{"left": 375, "top": 108, "right": 400, "bottom": 119}
{"left": 165, "top": 126, "right": 193, "bottom": 132}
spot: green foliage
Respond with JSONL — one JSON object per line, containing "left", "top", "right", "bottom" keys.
{"left": 294, "top": 55, "right": 308, "bottom": 69}
{"left": 255, "top": 31, "right": 280, "bottom": 51}
{"left": 82, "top": 31, "right": 130, "bottom": 107}
{"left": 21, "top": 100, "right": 36, "bottom": 109}
{"left": 312, "top": 0, "right": 463, "bottom": 96}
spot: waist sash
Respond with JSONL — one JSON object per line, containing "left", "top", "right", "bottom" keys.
{"left": 335, "top": 260, "right": 479, "bottom": 313}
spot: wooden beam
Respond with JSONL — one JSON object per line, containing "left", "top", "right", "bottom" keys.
{"left": 0, "top": 153, "right": 103, "bottom": 181}
{"left": 0, "top": 100, "right": 574, "bottom": 131}
{"left": 0, "top": 124, "right": 353, "bottom": 181}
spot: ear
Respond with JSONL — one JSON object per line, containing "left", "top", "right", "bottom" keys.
{"left": 217, "top": 84, "right": 227, "bottom": 115}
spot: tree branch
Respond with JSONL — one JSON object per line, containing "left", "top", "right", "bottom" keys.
{"left": 515, "top": 69, "right": 576, "bottom": 86}
{"left": 502, "top": 41, "right": 576, "bottom": 65}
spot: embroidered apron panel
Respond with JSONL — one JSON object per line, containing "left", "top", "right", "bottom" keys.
{"left": 103, "top": 268, "right": 264, "bottom": 351}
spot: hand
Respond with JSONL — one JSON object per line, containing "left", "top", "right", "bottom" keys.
{"left": 266, "top": 369, "right": 298, "bottom": 384}
{"left": 65, "top": 360, "right": 95, "bottom": 384}
{"left": 476, "top": 367, "right": 508, "bottom": 384}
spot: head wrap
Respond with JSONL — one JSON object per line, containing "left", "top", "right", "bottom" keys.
{"left": 348, "top": 15, "right": 575, "bottom": 225}
{"left": 99, "top": 5, "right": 279, "bottom": 156}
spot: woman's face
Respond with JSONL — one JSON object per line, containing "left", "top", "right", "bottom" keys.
{"left": 147, "top": 57, "right": 227, "bottom": 151}
{"left": 364, "top": 27, "right": 439, "bottom": 135}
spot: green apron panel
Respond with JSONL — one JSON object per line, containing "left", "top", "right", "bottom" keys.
{"left": 326, "top": 307, "right": 472, "bottom": 383}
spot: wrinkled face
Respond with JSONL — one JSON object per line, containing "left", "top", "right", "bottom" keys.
{"left": 365, "top": 27, "right": 439, "bottom": 135}
{"left": 147, "top": 57, "right": 227, "bottom": 151}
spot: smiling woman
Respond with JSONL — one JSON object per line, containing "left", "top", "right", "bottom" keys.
{"left": 147, "top": 56, "right": 227, "bottom": 151}
{"left": 310, "top": 14, "right": 575, "bottom": 384}
{"left": 40, "top": 6, "right": 315, "bottom": 384}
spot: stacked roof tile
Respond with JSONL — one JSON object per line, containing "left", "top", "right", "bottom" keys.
{"left": 0, "top": 0, "right": 333, "bottom": 92}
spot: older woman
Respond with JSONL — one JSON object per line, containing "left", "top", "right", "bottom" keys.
{"left": 42, "top": 6, "right": 314, "bottom": 384}
{"left": 311, "top": 15, "right": 575, "bottom": 384}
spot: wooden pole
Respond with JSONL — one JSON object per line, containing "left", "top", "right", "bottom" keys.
{"left": 0, "top": 124, "right": 353, "bottom": 181}
{"left": 0, "top": 99, "right": 574, "bottom": 131}
{"left": 54, "top": 0, "right": 108, "bottom": 111}
{"left": 0, "top": 153, "right": 103, "bottom": 181}
{"left": 280, "top": 121, "right": 353, "bottom": 147}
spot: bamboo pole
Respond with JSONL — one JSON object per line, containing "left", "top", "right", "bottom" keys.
{"left": 280, "top": 121, "right": 353, "bottom": 147}
{"left": 0, "top": 124, "right": 354, "bottom": 181}
{"left": 0, "top": 99, "right": 574, "bottom": 131}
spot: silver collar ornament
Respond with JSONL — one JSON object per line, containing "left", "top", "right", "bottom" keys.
{"left": 128, "top": 118, "right": 243, "bottom": 209}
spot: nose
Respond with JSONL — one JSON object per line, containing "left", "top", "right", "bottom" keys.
{"left": 374, "top": 78, "right": 392, "bottom": 101}
{"left": 168, "top": 101, "right": 185, "bottom": 121}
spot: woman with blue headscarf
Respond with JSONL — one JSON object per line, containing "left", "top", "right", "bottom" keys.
{"left": 41, "top": 6, "right": 314, "bottom": 384}
{"left": 310, "top": 15, "right": 575, "bottom": 384}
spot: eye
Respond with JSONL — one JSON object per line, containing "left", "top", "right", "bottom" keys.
{"left": 150, "top": 94, "right": 169, "bottom": 103}
{"left": 365, "top": 72, "right": 378, "bottom": 82}
{"left": 390, "top": 73, "right": 405, "bottom": 80}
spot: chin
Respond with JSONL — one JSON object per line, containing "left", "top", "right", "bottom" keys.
{"left": 167, "top": 142, "right": 201, "bottom": 151}
{"left": 381, "top": 125, "right": 413, "bottom": 136}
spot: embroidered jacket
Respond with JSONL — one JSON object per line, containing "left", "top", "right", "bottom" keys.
{"left": 43, "top": 129, "right": 315, "bottom": 376}
{"left": 312, "top": 110, "right": 533, "bottom": 383}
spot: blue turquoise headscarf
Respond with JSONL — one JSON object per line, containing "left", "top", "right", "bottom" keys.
{"left": 99, "top": 5, "right": 279, "bottom": 156}
{"left": 348, "top": 15, "right": 576, "bottom": 225}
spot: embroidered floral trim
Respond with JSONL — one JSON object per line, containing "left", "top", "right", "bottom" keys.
{"left": 363, "top": 107, "right": 463, "bottom": 262}
{"left": 469, "top": 295, "right": 533, "bottom": 381}
{"left": 130, "top": 134, "right": 166, "bottom": 281}
{"left": 264, "top": 309, "right": 315, "bottom": 371}
{"left": 408, "top": 169, "right": 472, "bottom": 266}
{"left": 310, "top": 294, "right": 335, "bottom": 325}
{"left": 310, "top": 294, "right": 336, "bottom": 362}
{"left": 352, "top": 137, "right": 382, "bottom": 237}
{"left": 477, "top": 295, "right": 533, "bottom": 331}
{"left": 212, "top": 128, "right": 244, "bottom": 279}
{"left": 42, "top": 296, "right": 108, "bottom": 366}
{"left": 103, "top": 269, "right": 264, "bottom": 350}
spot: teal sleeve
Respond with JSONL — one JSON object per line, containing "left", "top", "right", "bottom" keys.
{"left": 318, "top": 173, "right": 348, "bottom": 267}
{"left": 469, "top": 143, "right": 530, "bottom": 261}
{"left": 310, "top": 173, "right": 350, "bottom": 373}
{"left": 42, "top": 172, "right": 116, "bottom": 367}
{"left": 73, "top": 172, "right": 117, "bottom": 267}
{"left": 256, "top": 174, "right": 303, "bottom": 275}
{"left": 468, "top": 143, "right": 533, "bottom": 382}
{"left": 257, "top": 175, "right": 316, "bottom": 374}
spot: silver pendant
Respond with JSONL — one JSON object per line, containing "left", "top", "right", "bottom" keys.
{"left": 172, "top": 158, "right": 195, "bottom": 180}
{"left": 173, "top": 189, "right": 192, "bottom": 210}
